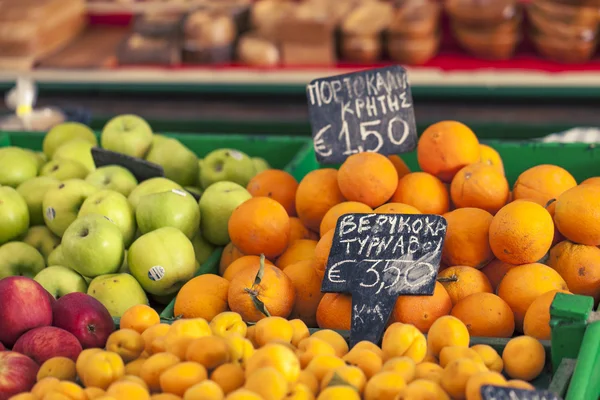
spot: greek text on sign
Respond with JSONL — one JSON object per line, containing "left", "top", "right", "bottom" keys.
{"left": 322, "top": 213, "right": 447, "bottom": 346}
{"left": 481, "top": 385, "right": 563, "bottom": 400}
{"left": 306, "top": 65, "right": 418, "bottom": 164}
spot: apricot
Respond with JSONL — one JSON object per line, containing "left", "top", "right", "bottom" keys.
{"left": 37, "top": 356, "right": 77, "bottom": 381}
{"left": 186, "top": 336, "right": 230, "bottom": 370}
{"left": 440, "top": 358, "right": 487, "bottom": 399}
{"left": 245, "top": 343, "right": 300, "bottom": 384}
{"left": 427, "top": 316, "right": 470, "bottom": 358}
{"left": 382, "top": 357, "right": 416, "bottom": 383}
{"left": 502, "top": 336, "right": 546, "bottom": 381}
{"left": 254, "top": 317, "right": 294, "bottom": 347}
{"left": 296, "top": 337, "right": 336, "bottom": 369}
{"left": 224, "top": 333, "right": 255, "bottom": 368}
{"left": 317, "top": 386, "right": 360, "bottom": 400}
{"left": 184, "top": 380, "right": 224, "bottom": 400}
{"left": 106, "top": 329, "right": 145, "bottom": 362}
{"left": 106, "top": 381, "right": 150, "bottom": 400}
{"left": 309, "top": 330, "right": 348, "bottom": 358}
{"left": 465, "top": 371, "right": 507, "bottom": 400}
{"left": 320, "top": 365, "right": 366, "bottom": 393}
{"left": 210, "top": 312, "right": 247, "bottom": 338}
{"left": 139, "top": 353, "right": 181, "bottom": 393}
{"left": 364, "top": 371, "right": 407, "bottom": 400}
{"left": 141, "top": 324, "right": 171, "bottom": 355}
{"left": 439, "top": 347, "right": 484, "bottom": 368}
{"left": 244, "top": 367, "right": 288, "bottom": 400}
{"left": 414, "top": 362, "right": 443, "bottom": 384}
{"left": 396, "top": 379, "right": 450, "bottom": 400}
{"left": 164, "top": 318, "right": 211, "bottom": 359}
{"left": 470, "top": 345, "right": 503, "bottom": 373}
{"left": 289, "top": 319, "right": 310, "bottom": 347}
{"left": 160, "top": 362, "right": 208, "bottom": 397}
{"left": 80, "top": 351, "right": 125, "bottom": 390}
{"left": 305, "top": 355, "right": 345, "bottom": 383}
{"left": 342, "top": 349, "right": 382, "bottom": 379}
{"left": 211, "top": 363, "right": 246, "bottom": 395}
{"left": 381, "top": 323, "right": 427, "bottom": 363}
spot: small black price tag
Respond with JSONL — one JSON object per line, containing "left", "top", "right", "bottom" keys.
{"left": 322, "top": 213, "right": 447, "bottom": 347}
{"left": 92, "top": 147, "right": 164, "bottom": 182}
{"left": 481, "top": 385, "right": 563, "bottom": 400}
{"left": 306, "top": 65, "right": 417, "bottom": 165}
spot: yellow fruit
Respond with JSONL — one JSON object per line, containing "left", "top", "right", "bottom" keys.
{"left": 289, "top": 319, "right": 310, "bottom": 347}
{"left": 364, "top": 371, "right": 407, "bottom": 400}
{"left": 106, "top": 381, "right": 150, "bottom": 400}
{"left": 297, "top": 370, "right": 319, "bottom": 396}
{"left": 317, "top": 386, "right": 360, "bottom": 400}
{"left": 427, "top": 316, "right": 470, "bottom": 358}
{"left": 254, "top": 317, "right": 294, "bottom": 347}
{"left": 151, "top": 395, "right": 181, "bottom": 400}
{"left": 37, "top": 356, "right": 77, "bottom": 381}
{"left": 44, "top": 381, "right": 87, "bottom": 400}
{"left": 502, "top": 336, "right": 546, "bottom": 381}
{"left": 245, "top": 343, "right": 300, "bottom": 384}
{"left": 160, "top": 362, "right": 208, "bottom": 397}
{"left": 470, "top": 345, "right": 503, "bottom": 373}
{"left": 296, "top": 337, "right": 337, "bottom": 369}
{"left": 382, "top": 357, "right": 416, "bottom": 383}
{"left": 284, "top": 383, "right": 315, "bottom": 400}
{"left": 465, "top": 371, "right": 507, "bottom": 400}
{"left": 125, "top": 358, "right": 148, "bottom": 377}
{"left": 6, "top": 394, "right": 37, "bottom": 400}
{"left": 321, "top": 365, "right": 366, "bottom": 393}
{"left": 211, "top": 363, "right": 246, "bottom": 395}
{"left": 305, "top": 355, "right": 345, "bottom": 383}
{"left": 106, "top": 329, "right": 145, "bottom": 362}
{"left": 439, "top": 347, "right": 483, "bottom": 368}
{"left": 244, "top": 367, "right": 288, "bottom": 400}
{"left": 186, "top": 336, "right": 231, "bottom": 370}
{"left": 210, "top": 312, "right": 248, "bottom": 338}
{"left": 184, "top": 380, "right": 224, "bottom": 400}
{"left": 225, "top": 388, "right": 264, "bottom": 400}
{"left": 382, "top": 323, "right": 427, "bottom": 363}
{"left": 141, "top": 324, "right": 171, "bottom": 355}
{"left": 352, "top": 341, "right": 384, "bottom": 359}
{"left": 414, "top": 362, "right": 443, "bottom": 384}
{"left": 76, "top": 348, "right": 104, "bottom": 378}
{"left": 224, "top": 333, "right": 255, "bottom": 368}
{"left": 440, "top": 358, "right": 487, "bottom": 399}
{"left": 164, "top": 318, "right": 212, "bottom": 359}
{"left": 139, "top": 352, "right": 181, "bottom": 393}
{"left": 84, "top": 387, "right": 107, "bottom": 400}
{"left": 310, "top": 330, "right": 349, "bottom": 358}
{"left": 119, "top": 375, "right": 150, "bottom": 390}
{"left": 343, "top": 349, "right": 383, "bottom": 379}
{"left": 81, "top": 351, "right": 126, "bottom": 390}
{"left": 31, "top": 377, "right": 60, "bottom": 398}
{"left": 396, "top": 379, "right": 450, "bottom": 400}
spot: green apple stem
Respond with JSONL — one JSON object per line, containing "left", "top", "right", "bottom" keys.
{"left": 245, "top": 254, "right": 271, "bottom": 318}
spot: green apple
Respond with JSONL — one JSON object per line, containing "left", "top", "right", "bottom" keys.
{"left": 87, "top": 273, "right": 149, "bottom": 317}
{"left": 52, "top": 139, "right": 96, "bottom": 173}
{"left": 100, "top": 114, "right": 154, "bottom": 158}
{"left": 85, "top": 165, "right": 138, "bottom": 196}
{"left": 34, "top": 266, "right": 88, "bottom": 299}
{"left": 136, "top": 189, "right": 200, "bottom": 239}
{"left": 127, "top": 177, "right": 182, "bottom": 211}
{"left": 151, "top": 293, "right": 176, "bottom": 306}
{"left": 0, "top": 241, "right": 45, "bottom": 278}
{"left": 145, "top": 135, "right": 199, "bottom": 187}
{"left": 185, "top": 186, "right": 203, "bottom": 199}
{"left": 62, "top": 214, "right": 124, "bottom": 278}
{"left": 48, "top": 243, "right": 65, "bottom": 266}
{"left": 119, "top": 250, "right": 129, "bottom": 273}
{"left": 17, "top": 176, "right": 61, "bottom": 225}
{"left": 128, "top": 227, "right": 196, "bottom": 296}
{"left": 26, "top": 149, "right": 47, "bottom": 172}
{"left": 43, "top": 122, "right": 97, "bottom": 159}
{"left": 199, "top": 181, "right": 251, "bottom": 245}
{"left": 0, "top": 147, "right": 39, "bottom": 187}
{"left": 191, "top": 231, "right": 216, "bottom": 265}
{"left": 21, "top": 225, "right": 61, "bottom": 264}
{"left": 40, "top": 158, "right": 89, "bottom": 180}
{"left": 199, "top": 149, "right": 256, "bottom": 189}
{"left": 43, "top": 179, "right": 98, "bottom": 237}
{"left": 0, "top": 186, "right": 29, "bottom": 245}
{"left": 79, "top": 190, "right": 136, "bottom": 247}
{"left": 252, "top": 157, "right": 271, "bottom": 174}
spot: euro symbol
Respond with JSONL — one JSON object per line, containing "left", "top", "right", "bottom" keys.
{"left": 314, "top": 125, "right": 332, "bottom": 158}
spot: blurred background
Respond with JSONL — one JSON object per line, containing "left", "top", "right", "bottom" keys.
{"left": 2, "top": 0, "right": 600, "bottom": 138}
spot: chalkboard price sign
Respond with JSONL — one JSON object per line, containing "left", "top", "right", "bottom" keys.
{"left": 481, "top": 385, "right": 563, "bottom": 400}
{"left": 92, "top": 147, "right": 164, "bottom": 182}
{"left": 306, "top": 65, "right": 418, "bottom": 165}
{"left": 322, "top": 213, "right": 447, "bottom": 346}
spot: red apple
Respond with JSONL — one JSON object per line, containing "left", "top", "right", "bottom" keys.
{"left": 45, "top": 289, "right": 56, "bottom": 307}
{"left": 0, "top": 277, "right": 52, "bottom": 347}
{"left": 52, "top": 292, "right": 115, "bottom": 349}
{"left": 0, "top": 351, "right": 39, "bottom": 400}
{"left": 12, "top": 327, "right": 82, "bottom": 364}
{"left": 0, "top": 342, "right": 4, "bottom": 351}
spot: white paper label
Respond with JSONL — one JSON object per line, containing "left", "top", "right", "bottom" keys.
{"left": 148, "top": 265, "right": 165, "bottom": 281}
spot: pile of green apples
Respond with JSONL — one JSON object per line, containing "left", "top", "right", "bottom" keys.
{"left": 0, "top": 115, "right": 270, "bottom": 317}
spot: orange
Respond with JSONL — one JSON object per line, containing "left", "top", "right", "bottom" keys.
{"left": 489, "top": 200, "right": 554, "bottom": 265}
{"left": 391, "top": 282, "right": 452, "bottom": 333}
{"left": 337, "top": 152, "right": 398, "bottom": 208}
{"left": 545, "top": 200, "right": 565, "bottom": 247}
{"left": 246, "top": 169, "right": 299, "bottom": 216}
{"left": 228, "top": 259, "right": 296, "bottom": 322}
{"left": 223, "top": 255, "right": 275, "bottom": 282}
{"left": 442, "top": 208, "right": 494, "bottom": 269}
{"left": 388, "top": 155, "right": 411, "bottom": 179}
{"left": 283, "top": 260, "right": 324, "bottom": 327}
{"left": 480, "top": 259, "right": 516, "bottom": 291}
{"left": 391, "top": 172, "right": 450, "bottom": 215}
{"left": 417, "top": 120, "right": 480, "bottom": 183}
{"left": 502, "top": 336, "right": 546, "bottom": 381}
{"left": 523, "top": 289, "right": 572, "bottom": 340}
{"left": 554, "top": 184, "right": 600, "bottom": 246}
{"left": 313, "top": 229, "right": 334, "bottom": 279}
{"left": 548, "top": 240, "right": 600, "bottom": 302}
{"left": 288, "top": 217, "right": 319, "bottom": 244}
{"left": 276, "top": 240, "right": 317, "bottom": 270}
{"left": 512, "top": 164, "right": 577, "bottom": 207}
{"left": 295, "top": 169, "right": 345, "bottom": 232}
{"left": 316, "top": 293, "right": 351, "bottom": 330}
{"left": 479, "top": 144, "right": 504, "bottom": 175}
{"left": 211, "top": 363, "right": 245, "bottom": 395}
{"left": 581, "top": 176, "right": 600, "bottom": 186}
{"left": 228, "top": 197, "right": 290, "bottom": 259}
{"left": 220, "top": 243, "right": 245, "bottom": 276}
{"left": 437, "top": 266, "right": 493, "bottom": 306}
{"left": 374, "top": 203, "right": 420, "bottom": 214}
{"left": 319, "top": 201, "right": 373, "bottom": 237}
{"left": 120, "top": 305, "right": 160, "bottom": 334}
{"left": 497, "top": 263, "right": 568, "bottom": 331}
{"left": 450, "top": 163, "right": 509, "bottom": 215}
{"left": 451, "top": 293, "right": 515, "bottom": 338}
{"left": 174, "top": 274, "right": 230, "bottom": 321}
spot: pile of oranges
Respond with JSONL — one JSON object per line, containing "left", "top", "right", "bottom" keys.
{"left": 171, "top": 120, "right": 600, "bottom": 343}
{"left": 15, "top": 304, "right": 548, "bottom": 400}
